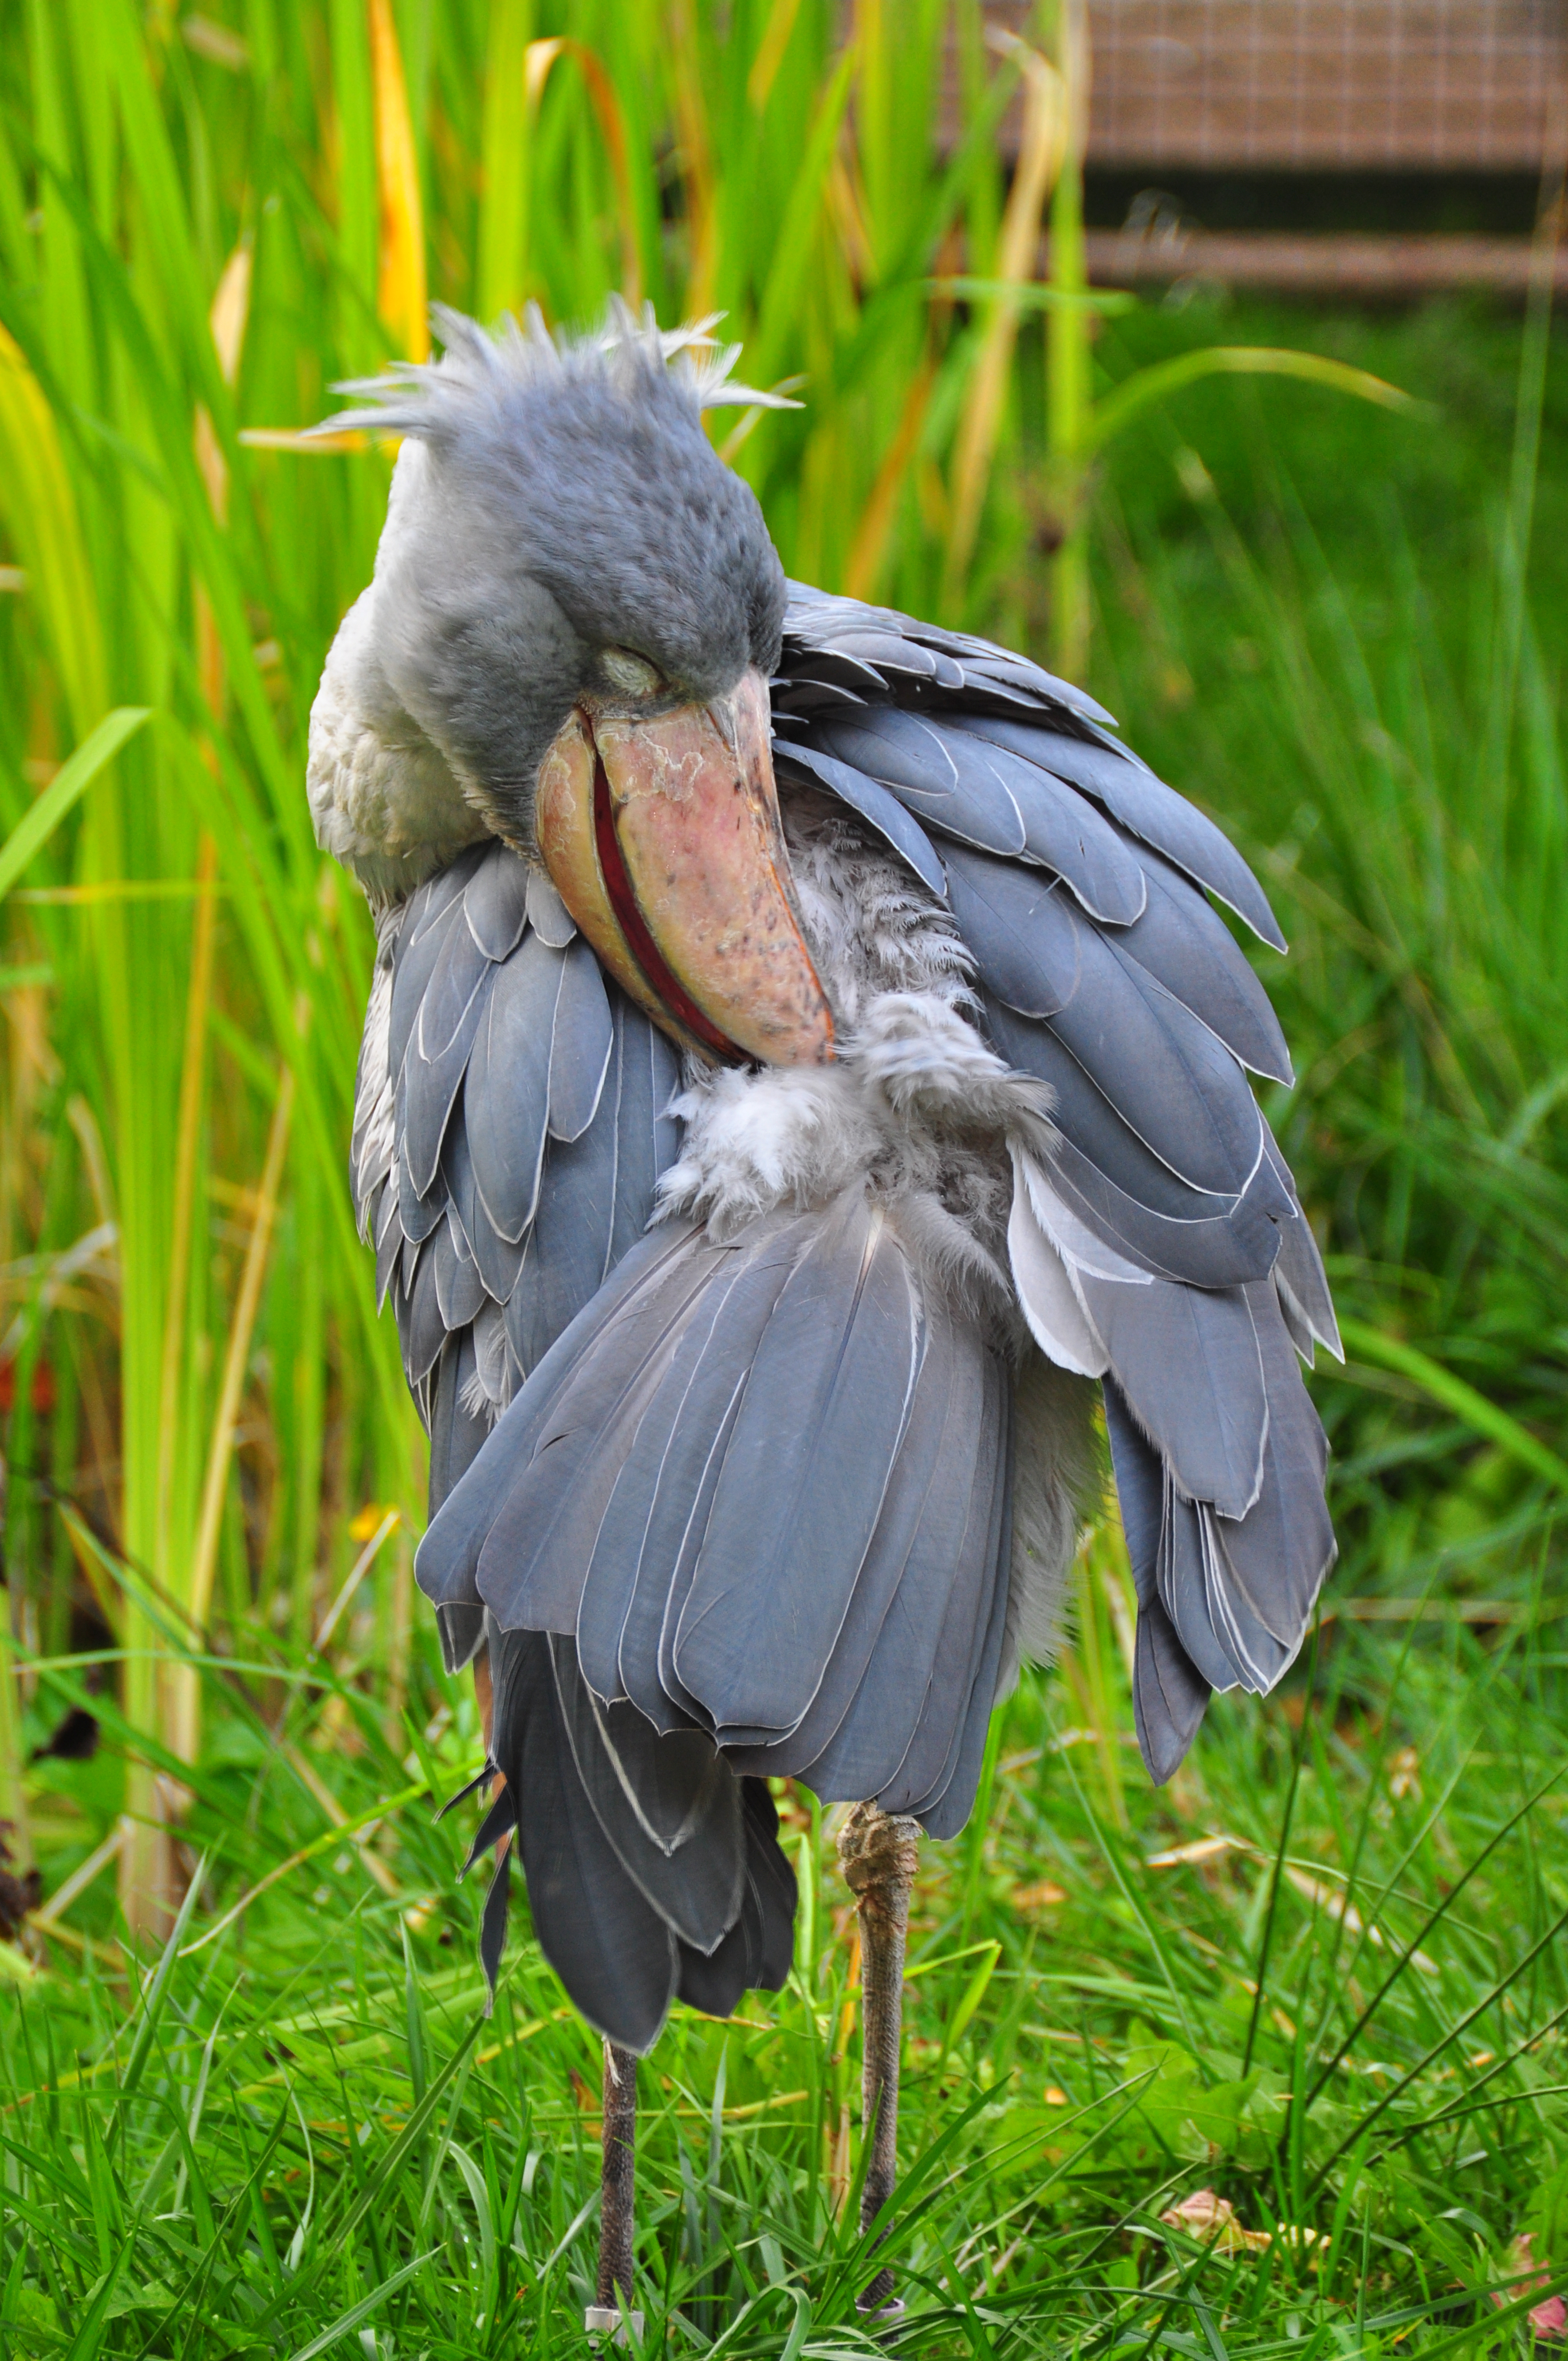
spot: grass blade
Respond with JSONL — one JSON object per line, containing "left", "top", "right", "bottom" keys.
{"left": 0, "top": 708, "right": 151, "bottom": 899}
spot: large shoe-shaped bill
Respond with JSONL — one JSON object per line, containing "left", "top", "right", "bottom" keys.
{"left": 536, "top": 669, "right": 834, "bottom": 1067}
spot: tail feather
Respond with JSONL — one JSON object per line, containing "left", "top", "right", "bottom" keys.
{"left": 903, "top": 1382, "right": 1016, "bottom": 1838}
{"left": 491, "top": 1627, "right": 681, "bottom": 2052}
{"left": 420, "top": 1188, "right": 1019, "bottom": 2022}
{"left": 546, "top": 1634, "right": 744, "bottom": 1954}
{"left": 478, "top": 1625, "right": 795, "bottom": 2051}
{"left": 675, "top": 1783, "right": 797, "bottom": 2017}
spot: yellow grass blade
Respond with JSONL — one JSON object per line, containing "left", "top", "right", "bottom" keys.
{"left": 944, "top": 35, "right": 1064, "bottom": 598}
{"left": 314, "top": 1509, "right": 400, "bottom": 1651}
{"left": 0, "top": 326, "right": 107, "bottom": 736}
{"left": 179, "top": 1782, "right": 428, "bottom": 1957}
{"left": 844, "top": 352, "right": 937, "bottom": 601}
{"left": 208, "top": 238, "right": 253, "bottom": 388}
{"left": 748, "top": 0, "right": 806, "bottom": 112}
{"left": 166, "top": 1058, "right": 296, "bottom": 1776}
{"left": 665, "top": 6, "right": 716, "bottom": 316}
{"left": 0, "top": 1579, "right": 27, "bottom": 1870}
{"left": 153, "top": 833, "right": 219, "bottom": 1614}
{"left": 369, "top": 0, "right": 428, "bottom": 360}
{"left": 184, "top": 1067, "right": 296, "bottom": 1641}
{"left": 195, "top": 241, "right": 253, "bottom": 712}
{"left": 527, "top": 39, "right": 642, "bottom": 306}
{"left": 237, "top": 429, "right": 372, "bottom": 452}
{"left": 281, "top": 1741, "right": 400, "bottom": 1898}
{"left": 1085, "top": 347, "right": 1421, "bottom": 454}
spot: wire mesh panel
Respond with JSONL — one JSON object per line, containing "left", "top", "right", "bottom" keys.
{"left": 1088, "top": 0, "right": 1566, "bottom": 170}
{"left": 979, "top": 1, "right": 1568, "bottom": 171}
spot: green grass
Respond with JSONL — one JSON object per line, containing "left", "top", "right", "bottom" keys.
{"left": 9, "top": 1605, "right": 1568, "bottom": 2355}
{"left": 1, "top": 2, "right": 1566, "bottom": 2350}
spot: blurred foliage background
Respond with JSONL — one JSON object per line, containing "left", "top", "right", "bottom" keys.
{"left": 0, "top": 3, "right": 1565, "bottom": 2350}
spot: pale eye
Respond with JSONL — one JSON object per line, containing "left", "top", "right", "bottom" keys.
{"left": 602, "top": 647, "right": 663, "bottom": 697}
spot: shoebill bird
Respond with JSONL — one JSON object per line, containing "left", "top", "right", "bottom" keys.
{"left": 309, "top": 305, "right": 1338, "bottom": 2329}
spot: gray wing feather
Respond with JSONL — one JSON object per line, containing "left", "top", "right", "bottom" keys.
{"left": 1104, "top": 1377, "right": 1212, "bottom": 1783}
{"left": 470, "top": 1623, "right": 793, "bottom": 2043}
{"left": 1117, "top": 851, "right": 1294, "bottom": 1085}
{"left": 463, "top": 839, "right": 530, "bottom": 960}
{"left": 599, "top": 1234, "right": 814, "bottom": 1732}
{"left": 403, "top": 915, "right": 492, "bottom": 1197}
{"left": 428, "top": 1329, "right": 489, "bottom": 1514}
{"left": 907, "top": 1383, "right": 1015, "bottom": 1838}
{"left": 465, "top": 929, "right": 562, "bottom": 1243}
{"left": 950, "top": 845, "right": 1264, "bottom": 1196}
{"left": 397, "top": 1234, "right": 448, "bottom": 1385}
{"left": 501, "top": 1053, "right": 622, "bottom": 1378}
{"left": 388, "top": 894, "right": 462, "bottom": 1084}
{"left": 1261, "top": 1126, "right": 1342, "bottom": 1361}
{"left": 724, "top": 1296, "right": 964, "bottom": 1783}
{"left": 813, "top": 710, "right": 1027, "bottom": 856}
{"left": 1159, "top": 1481, "right": 1240, "bottom": 1692}
{"left": 942, "top": 712, "right": 1286, "bottom": 951}
{"left": 670, "top": 1197, "right": 923, "bottom": 1743}
{"left": 1097, "top": 1268, "right": 1334, "bottom": 1784}
{"left": 945, "top": 854, "right": 1082, "bottom": 1018}
{"left": 373, "top": 1181, "right": 405, "bottom": 1307}
{"left": 675, "top": 1780, "right": 796, "bottom": 2015}
{"left": 405, "top": 839, "right": 490, "bottom": 947}
{"left": 986, "top": 996, "right": 1287, "bottom": 1287}
{"left": 609, "top": 1003, "right": 682, "bottom": 1263}
{"left": 867, "top": 1342, "right": 1010, "bottom": 1820}
{"left": 368, "top": 827, "right": 685, "bottom": 1568}
{"left": 1049, "top": 928, "right": 1266, "bottom": 1199}
{"left": 547, "top": 1635, "right": 745, "bottom": 1953}
{"left": 985, "top": 995, "right": 1251, "bottom": 1226}
{"left": 526, "top": 867, "right": 578, "bottom": 947}
{"left": 432, "top": 1211, "right": 487, "bottom": 1331}
{"left": 439, "top": 1093, "right": 527, "bottom": 1302}
{"left": 773, "top": 743, "right": 948, "bottom": 897}
{"left": 419, "top": 1195, "right": 1014, "bottom": 1839}
{"left": 396, "top": 1137, "right": 447, "bottom": 1243}
{"left": 491, "top": 1627, "right": 678, "bottom": 2052}
{"left": 1073, "top": 1270, "right": 1268, "bottom": 1520}
{"left": 1204, "top": 1287, "right": 1333, "bottom": 1664}
{"left": 416, "top": 893, "right": 492, "bottom": 1065}
{"left": 1136, "top": 1594, "right": 1213, "bottom": 1785}
{"left": 920, "top": 726, "right": 1149, "bottom": 923}
{"left": 782, "top": 581, "right": 1113, "bottom": 726}
{"left": 547, "top": 939, "right": 614, "bottom": 1142}
{"left": 416, "top": 1223, "right": 714, "bottom": 1612}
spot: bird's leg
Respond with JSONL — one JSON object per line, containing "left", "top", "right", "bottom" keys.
{"left": 472, "top": 1639, "right": 510, "bottom": 1859}
{"left": 587, "top": 2041, "right": 643, "bottom": 2344}
{"left": 837, "top": 1802, "right": 920, "bottom": 2316}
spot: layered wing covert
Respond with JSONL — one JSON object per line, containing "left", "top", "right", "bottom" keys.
{"left": 774, "top": 585, "right": 1340, "bottom": 1780}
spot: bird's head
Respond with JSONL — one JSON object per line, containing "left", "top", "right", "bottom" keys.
{"left": 325, "top": 304, "right": 832, "bottom": 1065}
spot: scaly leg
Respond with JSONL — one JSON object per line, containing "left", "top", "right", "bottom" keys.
{"left": 837, "top": 1802, "right": 920, "bottom": 2316}
{"left": 586, "top": 2042, "right": 643, "bottom": 2343}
